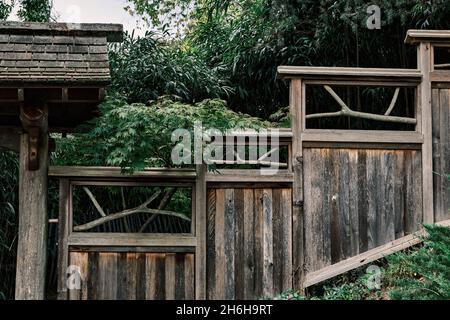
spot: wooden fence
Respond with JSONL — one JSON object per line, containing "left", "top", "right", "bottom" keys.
{"left": 48, "top": 30, "right": 450, "bottom": 300}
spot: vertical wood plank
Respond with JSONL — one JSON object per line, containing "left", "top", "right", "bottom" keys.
{"left": 432, "top": 89, "right": 443, "bottom": 222}
{"left": 234, "top": 188, "right": 245, "bottom": 299}
{"left": 184, "top": 254, "right": 195, "bottom": 300}
{"left": 272, "top": 189, "right": 282, "bottom": 295}
{"left": 280, "top": 189, "right": 293, "bottom": 292}
{"left": 154, "top": 254, "right": 166, "bottom": 300}
{"left": 348, "top": 150, "right": 360, "bottom": 257}
{"left": 357, "top": 150, "right": 368, "bottom": 253}
{"left": 165, "top": 253, "right": 176, "bottom": 300}
{"left": 224, "top": 189, "right": 235, "bottom": 300}
{"left": 290, "top": 79, "right": 305, "bottom": 292}
{"left": 145, "top": 253, "right": 157, "bottom": 300}
{"left": 243, "top": 189, "right": 255, "bottom": 300}
{"left": 57, "top": 179, "right": 70, "bottom": 300}
{"left": 254, "top": 189, "right": 264, "bottom": 298}
{"left": 206, "top": 189, "right": 216, "bottom": 300}
{"left": 125, "top": 253, "right": 137, "bottom": 300}
{"left": 175, "top": 254, "right": 185, "bottom": 300}
{"left": 98, "top": 253, "right": 118, "bottom": 300}
{"left": 262, "top": 189, "right": 273, "bottom": 298}
{"left": 86, "top": 252, "right": 98, "bottom": 300}
{"left": 68, "top": 252, "right": 88, "bottom": 300}
{"left": 394, "top": 151, "right": 406, "bottom": 239}
{"left": 195, "top": 164, "right": 207, "bottom": 300}
{"left": 214, "top": 189, "right": 225, "bottom": 300}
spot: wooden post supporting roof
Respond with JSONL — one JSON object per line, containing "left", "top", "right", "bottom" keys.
{"left": 0, "top": 21, "right": 123, "bottom": 300}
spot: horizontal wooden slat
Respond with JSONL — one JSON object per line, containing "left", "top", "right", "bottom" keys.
{"left": 277, "top": 66, "right": 422, "bottom": 82}
{"left": 405, "top": 29, "right": 450, "bottom": 44}
{"left": 430, "top": 71, "right": 450, "bottom": 83}
{"left": 68, "top": 233, "right": 197, "bottom": 247}
{"left": 49, "top": 166, "right": 197, "bottom": 180}
{"left": 206, "top": 170, "right": 294, "bottom": 183}
{"left": 301, "top": 130, "right": 424, "bottom": 144}
{"left": 304, "top": 219, "right": 450, "bottom": 288}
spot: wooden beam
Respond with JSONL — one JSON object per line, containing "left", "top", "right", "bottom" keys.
{"left": 304, "top": 219, "right": 450, "bottom": 288}
{"left": 206, "top": 170, "right": 294, "bottom": 183}
{"left": 301, "top": 130, "right": 424, "bottom": 144}
{"left": 405, "top": 29, "right": 450, "bottom": 44}
{"left": 48, "top": 166, "right": 197, "bottom": 181}
{"left": 68, "top": 233, "right": 197, "bottom": 247}
{"left": 418, "top": 42, "right": 435, "bottom": 225}
{"left": 278, "top": 66, "right": 422, "bottom": 82}
{"left": 15, "top": 128, "right": 49, "bottom": 299}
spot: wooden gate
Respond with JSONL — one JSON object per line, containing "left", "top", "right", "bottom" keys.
{"left": 52, "top": 167, "right": 206, "bottom": 300}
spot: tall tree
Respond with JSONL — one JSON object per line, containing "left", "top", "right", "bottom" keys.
{"left": 18, "top": 0, "right": 52, "bottom": 22}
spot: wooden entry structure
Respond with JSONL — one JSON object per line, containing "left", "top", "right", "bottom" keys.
{"left": 0, "top": 22, "right": 123, "bottom": 300}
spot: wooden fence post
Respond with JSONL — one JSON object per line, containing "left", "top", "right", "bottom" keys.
{"left": 15, "top": 111, "right": 49, "bottom": 300}
{"left": 290, "top": 79, "right": 305, "bottom": 293}
{"left": 417, "top": 42, "right": 435, "bottom": 225}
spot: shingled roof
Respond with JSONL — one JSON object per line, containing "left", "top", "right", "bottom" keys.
{"left": 0, "top": 21, "right": 123, "bottom": 86}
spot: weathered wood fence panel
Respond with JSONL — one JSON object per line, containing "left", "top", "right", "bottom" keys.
{"left": 68, "top": 251, "right": 195, "bottom": 300}
{"left": 206, "top": 187, "right": 292, "bottom": 300}
{"left": 302, "top": 148, "right": 423, "bottom": 274}
{"left": 432, "top": 88, "right": 450, "bottom": 222}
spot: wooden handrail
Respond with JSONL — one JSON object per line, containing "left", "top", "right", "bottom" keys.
{"left": 277, "top": 66, "right": 422, "bottom": 82}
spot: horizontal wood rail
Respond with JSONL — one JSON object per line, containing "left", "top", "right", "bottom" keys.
{"left": 304, "top": 219, "right": 450, "bottom": 288}
{"left": 277, "top": 66, "right": 422, "bottom": 83}
{"left": 405, "top": 29, "right": 450, "bottom": 44}
{"left": 206, "top": 169, "right": 294, "bottom": 183}
{"left": 49, "top": 166, "right": 197, "bottom": 181}
{"left": 68, "top": 233, "right": 197, "bottom": 247}
{"left": 301, "top": 130, "right": 424, "bottom": 144}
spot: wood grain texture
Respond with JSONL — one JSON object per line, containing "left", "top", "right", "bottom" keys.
{"left": 206, "top": 187, "right": 293, "bottom": 300}
{"left": 432, "top": 89, "right": 450, "bottom": 222}
{"left": 303, "top": 148, "right": 423, "bottom": 273}
{"left": 68, "top": 252, "right": 194, "bottom": 300}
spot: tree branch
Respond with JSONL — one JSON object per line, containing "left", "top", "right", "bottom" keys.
{"left": 306, "top": 86, "right": 416, "bottom": 124}
{"left": 83, "top": 187, "right": 106, "bottom": 217}
{"left": 74, "top": 207, "right": 190, "bottom": 232}
{"left": 139, "top": 187, "right": 177, "bottom": 233}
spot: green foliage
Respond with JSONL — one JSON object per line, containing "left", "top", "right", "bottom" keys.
{"left": 0, "top": 0, "right": 14, "bottom": 20}
{"left": 0, "top": 150, "right": 19, "bottom": 300}
{"left": 109, "top": 32, "right": 233, "bottom": 104}
{"left": 388, "top": 225, "right": 450, "bottom": 300}
{"left": 53, "top": 93, "right": 269, "bottom": 170}
{"left": 17, "top": 0, "right": 52, "bottom": 22}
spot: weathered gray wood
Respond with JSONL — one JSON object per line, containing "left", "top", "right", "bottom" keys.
{"left": 243, "top": 189, "right": 255, "bottom": 299}
{"left": 278, "top": 66, "right": 422, "bottom": 82}
{"left": 68, "top": 233, "right": 197, "bottom": 247}
{"left": 233, "top": 189, "right": 245, "bottom": 299}
{"left": 49, "top": 166, "right": 197, "bottom": 181}
{"left": 418, "top": 42, "right": 435, "bottom": 225}
{"left": 290, "top": 78, "right": 305, "bottom": 292}
{"left": 165, "top": 253, "right": 176, "bottom": 300}
{"left": 262, "top": 189, "right": 273, "bottom": 298}
{"left": 206, "top": 189, "right": 216, "bottom": 300}
{"left": 213, "top": 189, "right": 225, "bottom": 300}
{"left": 224, "top": 189, "right": 235, "bottom": 300}
{"left": 195, "top": 164, "right": 207, "bottom": 299}
{"left": 68, "top": 252, "right": 88, "bottom": 300}
{"left": 302, "top": 130, "right": 424, "bottom": 144}
{"left": 15, "top": 130, "right": 49, "bottom": 300}
{"left": 57, "top": 179, "right": 70, "bottom": 300}
{"left": 405, "top": 29, "right": 450, "bottom": 44}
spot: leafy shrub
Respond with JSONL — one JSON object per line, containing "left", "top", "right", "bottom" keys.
{"left": 388, "top": 225, "right": 450, "bottom": 300}
{"left": 54, "top": 94, "right": 269, "bottom": 170}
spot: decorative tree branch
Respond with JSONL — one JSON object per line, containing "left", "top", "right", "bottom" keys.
{"left": 384, "top": 88, "right": 400, "bottom": 116}
{"left": 434, "top": 63, "right": 450, "bottom": 69}
{"left": 209, "top": 149, "right": 288, "bottom": 168}
{"left": 139, "top": 187, "right": 177, "bottom": 233}
{"left": 74, "top": 190, "right": 184, "bottom": 231}
{"left": 83, "top": 187, "right": 106, "bottom": 217}
{"left": 306, "top": 85, "right": 416, "bottom": 124}
{"left": 74, "top": 207, "right": 191, "bottom": 232}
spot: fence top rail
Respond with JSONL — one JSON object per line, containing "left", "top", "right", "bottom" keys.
{"left": 277, "top": 66, "right": 422, "bottom": 82}
{"left": 405, "top": 29, "right": 450, "bottom": 44}
{"left": 49, "top": 166, "right": 197, "bottom": 181}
